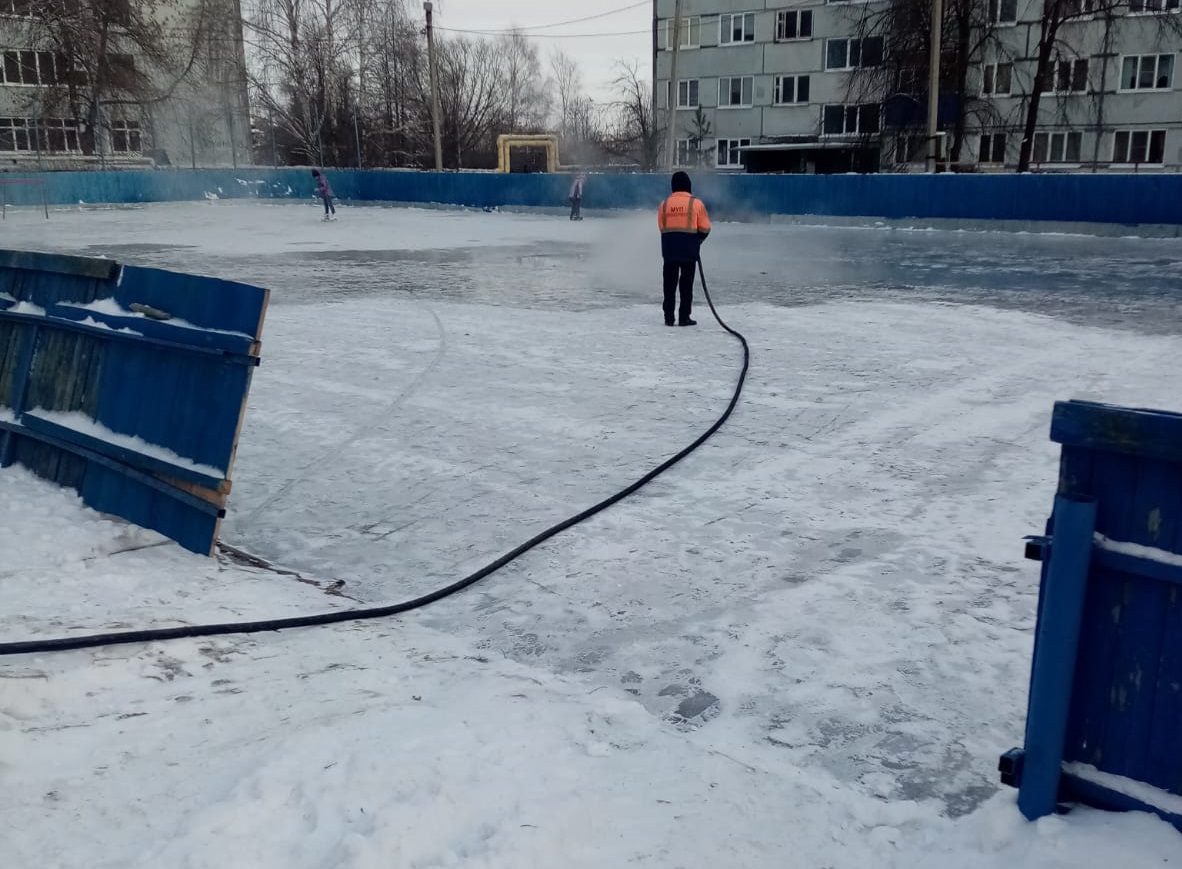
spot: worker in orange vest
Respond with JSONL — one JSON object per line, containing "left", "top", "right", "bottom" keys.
{"left": 656, "top": 171, "right": 711, "bottom": 326}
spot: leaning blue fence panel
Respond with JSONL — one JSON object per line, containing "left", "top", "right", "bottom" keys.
{"left": 0, "top": 249, "right": 267, "bottom": 555}
{"left": 1001, "top": 399, "right": 1182, "bottom": 832}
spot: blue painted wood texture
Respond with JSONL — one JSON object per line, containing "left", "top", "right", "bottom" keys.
{"left": 0, "top": 169, "right": 1180, "bottom": 227}
{"left": 0, "top": 248, "right": 268, "bottom": 554}
{"left": 1019, "top": 496, "right": 1098, "bottom": 821}
{"left": 1021, "top": 400, "right": 1182, "bottom": 829}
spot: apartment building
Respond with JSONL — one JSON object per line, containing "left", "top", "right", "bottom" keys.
{"left": 0, "top": 0, "right": 250, "bottom": 170}
{"left": 653, "top": 0, "right": 1182, "bottom": 172}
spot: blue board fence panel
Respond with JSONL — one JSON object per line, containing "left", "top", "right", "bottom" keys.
{"left": 1, "top": 169, "right": 1181, "bottom": 228}
{"left": 1004, "top": 400, "right": 1182, "bottom": 832}
{"left": 0, "top": 248, "right": 268, "bottom": 555}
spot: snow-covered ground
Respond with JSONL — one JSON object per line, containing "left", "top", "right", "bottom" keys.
{"left": 2, "top": 201, "right": 1181, "bottom": 867}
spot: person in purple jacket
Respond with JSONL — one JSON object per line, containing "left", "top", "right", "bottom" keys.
{"left": 568, "top": 172, "right": 586, "bottom": 221}
{"left": 312, "top": 169, "right": 336, "bottom": 221}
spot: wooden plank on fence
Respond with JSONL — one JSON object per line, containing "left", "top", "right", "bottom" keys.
{"left": 0, "top": 249, "right": 120, "bottom": 281}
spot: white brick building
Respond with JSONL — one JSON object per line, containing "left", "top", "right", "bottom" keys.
{"left": 0, "top": 0, "right": 250, "bottom": 170}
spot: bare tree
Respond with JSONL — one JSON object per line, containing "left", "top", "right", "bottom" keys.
{"left": 497, "top": 29, "right": 549, "bottom": 134}
{"left": 245, "top": 4, "right": 604, "bottom": 169}
{"left": 603, "top": 60, "right": 660, "bottom": 169}
{"left": 1018, "top": 0, "right": 1106, "bottom": 171}
{"left": 355, "top": 0, "right": 425, "bottom": 166}
{"left": 549, "top": 48, "right": 606, "bottom": 166}
{"left": 246, "top": 0, "right": 364, "bottom": 165}
{"left": 434, "top": 35, "right": 505, "bottom": 167}
{"left": 550, "top": 48, "right": 581, "bottom": 138}
{"left": 1009, "top": 0, "right": 1182, "bottom": 171}
{"left": 843, "top": 0, "right": 1000, "bottom": 167}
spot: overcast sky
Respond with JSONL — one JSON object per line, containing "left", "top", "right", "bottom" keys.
{"left": 431, "top": 1, "right": 653, "bottom": 102}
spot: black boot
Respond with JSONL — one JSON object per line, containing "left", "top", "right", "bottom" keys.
{"left": 678, "top": 318, "right": 697, "bottom": 327}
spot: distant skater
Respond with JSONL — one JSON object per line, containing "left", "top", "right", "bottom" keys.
{"left": 568, "top": 173, "right": 586, "bottom": 221}
{"left": 312, "top": 169, "right": 336, "bottom": 221}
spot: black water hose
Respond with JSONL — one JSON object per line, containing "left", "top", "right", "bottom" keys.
{"left": 0, "top": 259, "right": 749, "bottom": 657}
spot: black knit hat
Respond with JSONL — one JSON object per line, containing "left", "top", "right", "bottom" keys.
{"left": 671, "top": 171, "right": 692, "bottom": 193}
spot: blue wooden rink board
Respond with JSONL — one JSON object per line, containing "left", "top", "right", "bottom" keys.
{"left": 0, "top": 248, "right": 268, "bottom": 555}
{"left": 0, "top": 169, "right": 1179, "bottom": 228}
{"left": 1008, "top": 400, "right": 1182, "bottom": 832}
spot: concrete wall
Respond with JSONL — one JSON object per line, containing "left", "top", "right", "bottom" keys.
{"left": 2, "top": 168, "right": 1181, "bottom": 230}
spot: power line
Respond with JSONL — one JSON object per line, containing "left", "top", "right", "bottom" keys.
{"left": 438, "top": 1, "right": 649, "bottom": 34}
{"left": 434, "top": 26, "right": 650, "bottom": 39}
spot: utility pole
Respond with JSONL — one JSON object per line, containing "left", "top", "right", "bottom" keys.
{"left": 269, "top": 105, "right": 278, "bottom": 167}
{"left": 665, "top": 0, "right": 683, "bottom": 171}
{"left": 354, "top": 108, "right": 363, "bottom": 169}
{"left": 424, "top": 1, "right": 443, "bottom": 171}
{"left": 925, "top": 0, "right": 943, "bottom": 173}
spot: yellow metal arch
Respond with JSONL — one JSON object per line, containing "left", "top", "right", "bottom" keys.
{"left": 496, "top": 134, "right": 561, "bottom": 173}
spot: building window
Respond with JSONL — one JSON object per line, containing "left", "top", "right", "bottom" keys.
{"left": 979, "top": 133, "right": 1007, "bottom": 164}
{"left": 1032, "top": 131, "right": 1082, "bottom": 163}
{"left": 894, "top": 134, "right": 927, "bottom": 163}
{"left": 1043, "top": 58, "right": 1089, "bottom": 93}
{"left": 0, "top": 0, "right": 33, "bottom": 17}
{"left": 1120, "top": 54, "right": 1174, "bottom": 90}
{"left": 110, "top": 119, "right": 142, "bottom": 153}
{"left": 982, "top": 62, "right": 1012, "bottom": 95}
{"left": 717, "top": 138, "right": 750, "bottom": 168}
{"left": 720, "top": 12, "right": 756, "bottom": 44}
{"left": 1, "top": 50, "right": 58, "bottom": 86}
{"left": 1113, "top": 129, "right": 1166, "bottom": 164}
{"left": 664, "top": 79, "right": 700, "bottom": 109}
{"left": 664, "top": 16, "right": 701, "bottom": 50}
{"left": 1129, "top": 0, "right": 1180, "bottom": 12}
{"left": 0, "top": 117, "right": 33, "bottom": 151}
{"left": 0, "top": 117, "right": 81, "bottom": 154}
{"left": 719, "top": 76, "right": 754, "bottom": 107}
{"left": 675, "top": 138, "right": 713, "bottom": 167}
{"left": 776, "top": 9, "right": 813, "bottom": 40}
{"left": 825, "top": 37, "right": 884, "bottom": 71}
{"left": 774, "top": 74, "right": 810, "bottom": 104}
{"left": 822, "top": 104, "right": 880, "bottom": 135}
{"left": 989, "top": 0, "right": 1018, "bottom": 23}
{"left": 42, "top": 118, "right": 82, "bottom": 152}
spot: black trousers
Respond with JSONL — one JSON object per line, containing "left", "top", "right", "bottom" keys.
{"left": 662, "top": 260, "right": 695, "bottom": 324}
{"left": 569, "top": 196, "right": 581, "bottom": 219}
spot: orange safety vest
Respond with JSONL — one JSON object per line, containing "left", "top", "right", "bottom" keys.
{"left": 657, "top": 192, "right": 711, "bottom": 235}
{"left": 657, "top": 192, "right": 711, "bottom": 262}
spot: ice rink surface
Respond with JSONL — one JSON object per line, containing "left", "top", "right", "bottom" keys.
{"left": 2, "top": 201, "right": 1180, "bottom": 867}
